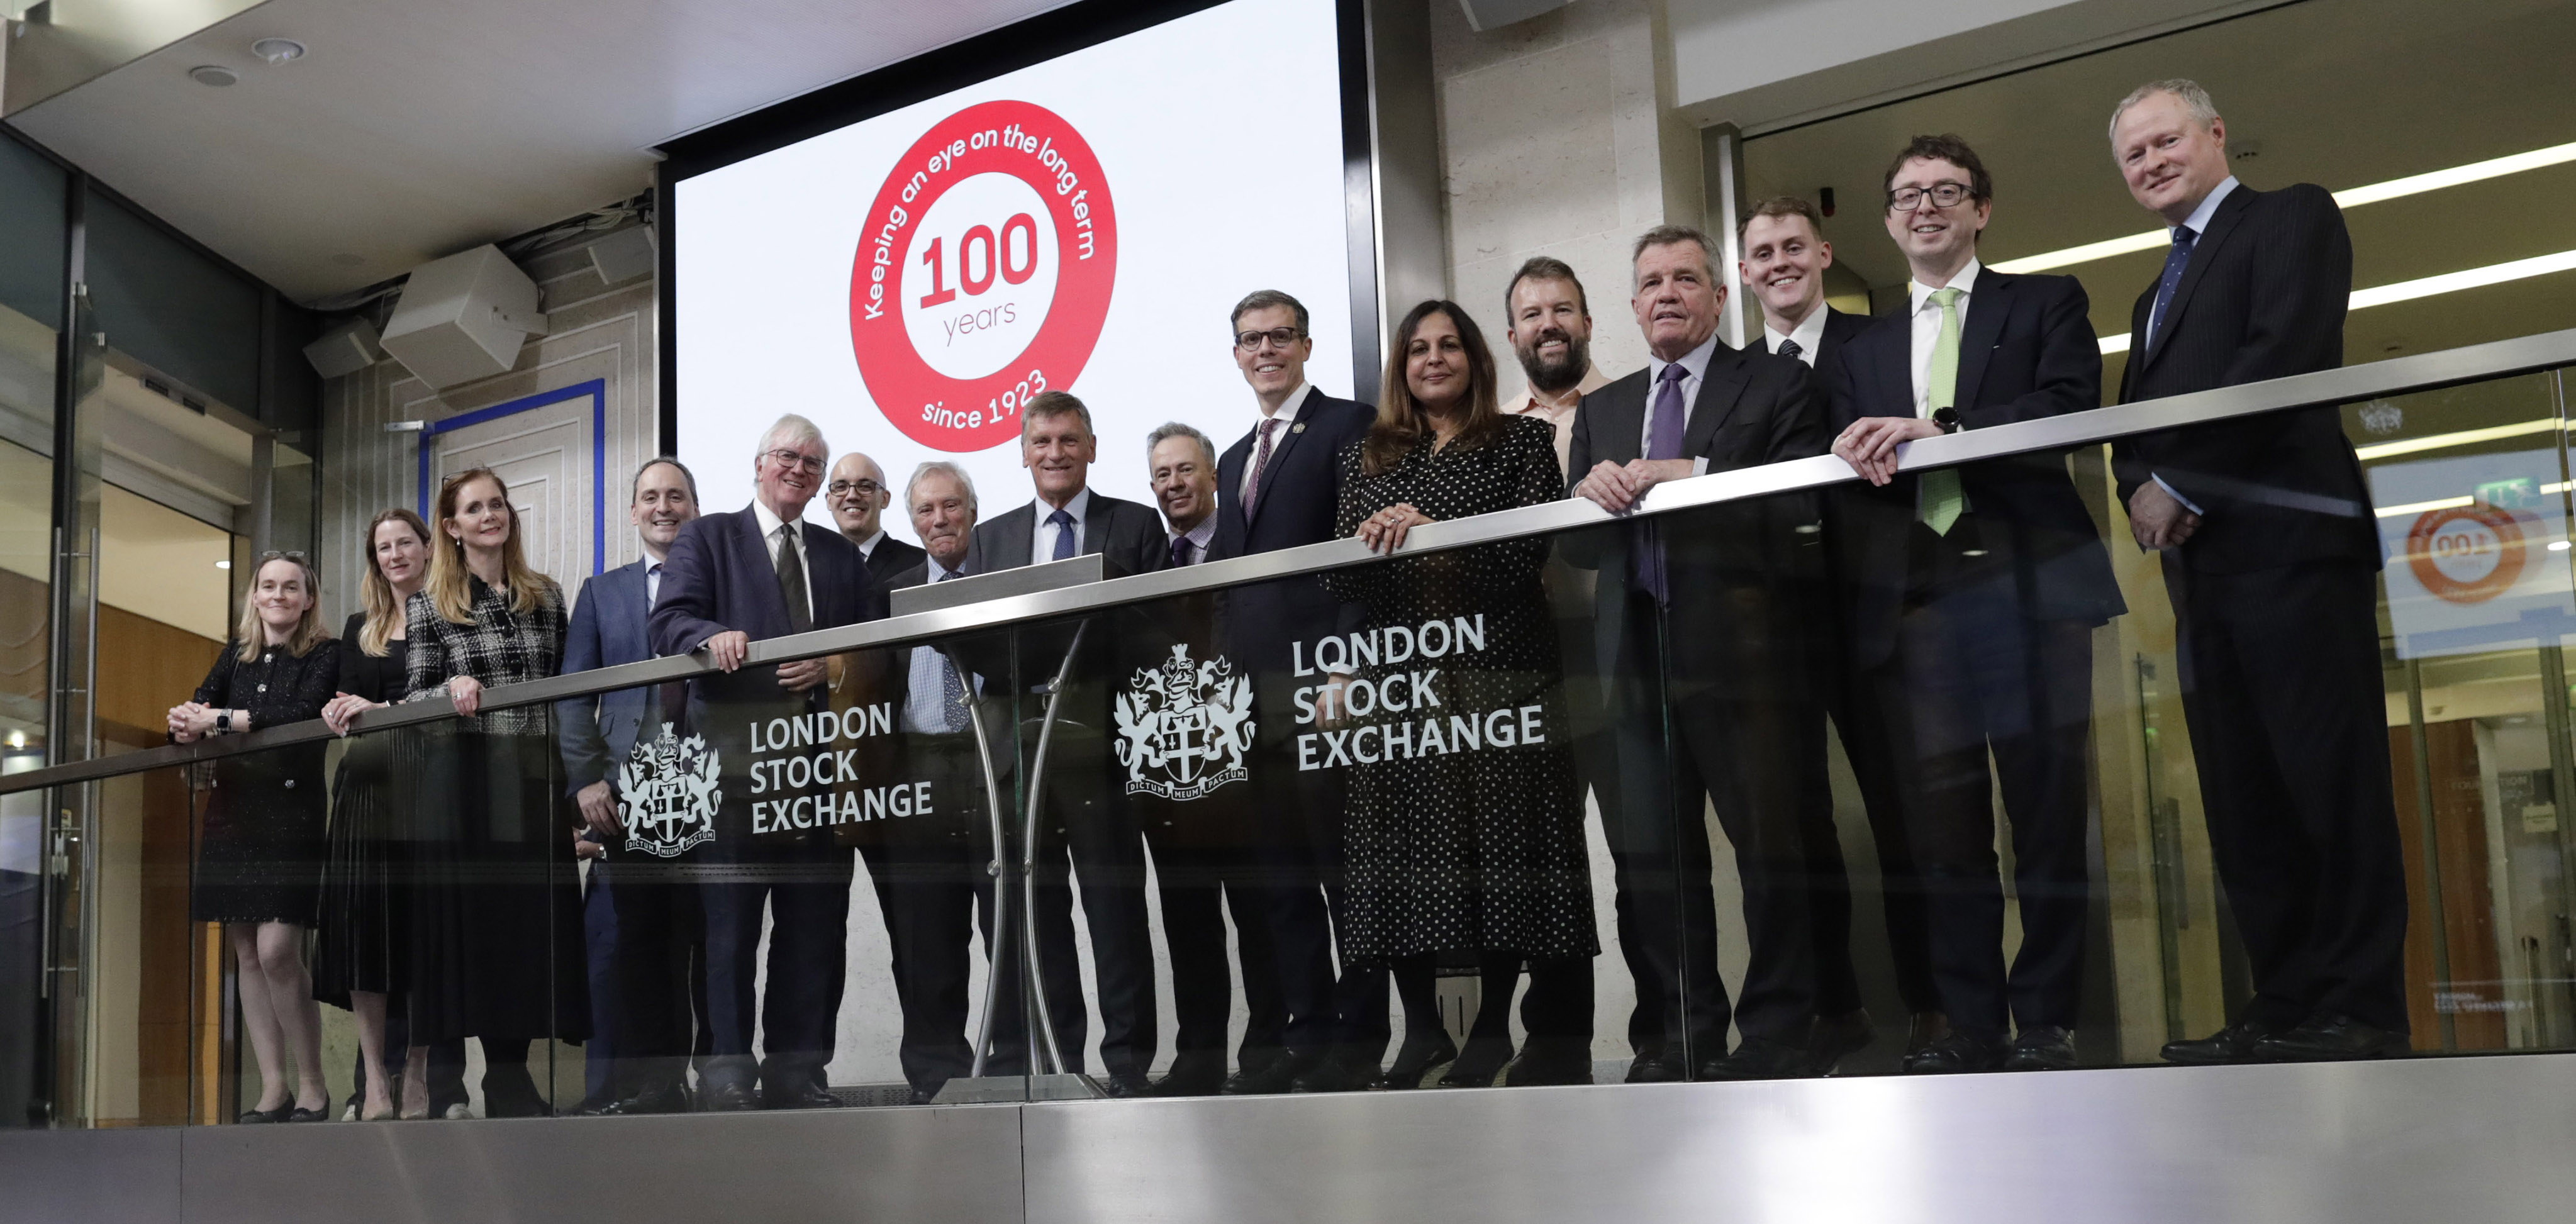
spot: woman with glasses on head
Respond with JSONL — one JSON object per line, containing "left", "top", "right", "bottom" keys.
{"left": 397, "top": 467, "right": 587, "bottom": 1116}
{"left": 167, "top": 551, "right": 340, "bottom": 1122}
{"left": 1324, "top": 301, "right": 1599, "bottom": 1091}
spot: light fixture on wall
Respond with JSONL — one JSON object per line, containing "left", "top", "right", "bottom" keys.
{"left": 215, "top": 559, "right": 231, "bottom": 570}
{"left": 187, "top": 65, "right": 238, "bottom": 87}
{"left": 2099, "top": 245, "right": 2576, "bottom": 355}
{"left": 251, "top": 38, "right": 306, "bottom": 65}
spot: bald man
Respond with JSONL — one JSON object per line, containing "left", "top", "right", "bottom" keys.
{"left": 828, "top": 452, "right": 927, "bottom": 588}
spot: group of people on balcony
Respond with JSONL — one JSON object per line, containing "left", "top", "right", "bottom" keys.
{"left": 167, "top": 77, "right": 2407, "bottom": 1121}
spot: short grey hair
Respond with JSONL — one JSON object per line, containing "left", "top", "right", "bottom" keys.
{"left": 2109, "top": 79, "right": 2220, "bottom": 142}
{"left": 1631, "top": 224, "right": 1719, "bottom": 286}
{"left": 630, "top": 455, "right": 698, "bottom": 502}
{"left": 905, "top": 460, "right": 978, "bottom": 516}
{"left": 1020, "top": 390, "right": 1093, "bottom": 441}
{"left": 756, "top": 413, "right": 826, "bottom": 459}
{"left": 1146, "top": 421, "right": 1215, "bottom": 469}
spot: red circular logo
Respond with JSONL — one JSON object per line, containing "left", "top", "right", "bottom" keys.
{"left": 848, "top": 101, "right": 1118, "bottom": 452}
{"left": 2405, "top": 501, "right": 2532, "bottom": 604}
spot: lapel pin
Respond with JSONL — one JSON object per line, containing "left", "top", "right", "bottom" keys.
{"left": 1291, "top": 422, "right": 1307, "bottom": 433}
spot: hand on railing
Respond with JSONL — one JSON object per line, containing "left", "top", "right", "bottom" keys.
{"left": 167, "top": 701, "right": 215, "bottom": 743}
{"left": 701, "top": 629, "right": 750, "bottom": 672}
{"left": 321, "top": 691, "right": 384, "bottom": 737}
{"left": 1573, "top": 459, "right": 1691, "bottom": 514}
{"left": 449, "top": 676, "right": 484, "bottom": 717}
{"left": 1833, "top": 416, "right": 1945, "bottom": 487}
{"left": 1356, "top": 503, "right": 1432, "bottom": 554}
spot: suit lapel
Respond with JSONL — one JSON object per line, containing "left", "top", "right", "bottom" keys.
{"left": 1864, "top": 319, "right": 1912, "bottom": 418}
{"left": 2141, "top": 186, "right": 2252, "bottom": 371}
{"left": 1243, "top": 413, "right": 1311, "bottom": 530}
{"left": 1681, "top": 350, "right": 1750, "bottom": 458}
{"left": 1593, "top": 377, "right": 1647, "bottom": 465}
{"left": 1953, "top": 273, "right": 2009, "bottom": 411}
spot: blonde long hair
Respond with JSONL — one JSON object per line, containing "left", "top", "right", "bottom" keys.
{"left": 425, "top": 467, "right": 558, "bottom": 624}
{"left": 357, "top": 508, "right": 432, "bottom": 656}
{"left": 232, "top": 552, "right": 332, "bottom": 662}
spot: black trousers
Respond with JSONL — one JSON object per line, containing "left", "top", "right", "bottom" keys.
{"left": 700, "top": 837, "right": 852, "bottom": 1096}
{"left": 1607, "top": 595, "right": 1826, "bottom": 1057}
{"left": 1808, "top": 672, "right": 1942, "bottom": 1018}
{"left": 605, "top": 855, "right": 706, "bottom": 1097}
{"left": 1137, "top": 811, "right": 1286, "bottom": 1066}
{"left": 1243, "top": 670, "right": 1352, "bottom": 1060}
{"left": 1873, "top": 530, "right": 2098, "bottom": 1038}
{"left": 857, "top": 730, "right": 1020, "bottom": 1090}
{"left": 1026, "top": 724, "right": 1157, "bottom": 1078}
{"left": 2168, "top": 557, "right": 2409, "bottom": 1032}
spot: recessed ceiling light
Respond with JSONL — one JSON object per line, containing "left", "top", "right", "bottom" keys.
{"left": 5, "top": 731, "right": 23, "bottom": 749}
{"left": 252, "top": 38, "right": 306, "bottom": 65}
{"left": 188, "top": 65, "right": 238, "bottom": 87}
{"left": 215, "top": 559, "right": 232, "bottom": 569}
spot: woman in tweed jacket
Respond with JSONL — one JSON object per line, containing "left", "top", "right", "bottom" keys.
{"left": 399, "top": 467, "right": 588, "bottom": 1116}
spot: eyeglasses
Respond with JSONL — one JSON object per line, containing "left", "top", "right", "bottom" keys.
{"left": 762, "top": 449, "right": 827, "bottom": 476}
{"left": 1888, "top": 182, "right": 1977, "bottom": 211}
{"left": 827, "top": 479, "right": 883, "bottom": 498}
{"left": 1235, "top": 326, "right": 1305, "bottom": 352}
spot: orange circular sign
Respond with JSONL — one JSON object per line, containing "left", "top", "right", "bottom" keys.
{"left": 2405, "top": 501, "right": 2531, "bottom": 604}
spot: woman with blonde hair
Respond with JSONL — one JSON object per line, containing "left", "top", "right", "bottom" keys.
{"left": 398, "top": 467, "right": 587, "bottom": 1115}
{"left": 167, "top": 551, "right": 339, "bottom": 1121}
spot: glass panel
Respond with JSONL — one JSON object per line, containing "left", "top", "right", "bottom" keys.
{"left": 0, "top": 135, "right": 58, "bottom": 1129}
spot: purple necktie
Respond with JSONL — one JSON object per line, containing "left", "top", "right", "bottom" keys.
{"left": 1169, "top": 535, "right": 1193, "bottom": 569}
{"left": 1241, "top": 418, "right": 1281, "bottom": 516}
{"left": 1633, "top": 363, "right": 1689, "bottom": 601}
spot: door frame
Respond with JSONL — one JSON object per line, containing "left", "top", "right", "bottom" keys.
{"left": 414, "top": 378, "right": 607, "bottom": 577}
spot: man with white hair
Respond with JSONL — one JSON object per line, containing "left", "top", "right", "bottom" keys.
{"left": 650, "top": 413, "right": 882, "bottom": 1110}
{"left": 2105, "top": 79, "right": 2405, "bottom": 1065}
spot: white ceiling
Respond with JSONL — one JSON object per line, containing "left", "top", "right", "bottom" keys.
{"left": 4, "top": 0, "right": 1073, "bottom": 301}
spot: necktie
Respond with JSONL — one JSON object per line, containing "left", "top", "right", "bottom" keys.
{"left": 1242, "top": 418, "right": 1282, "bottom": 516}
{"left": 935, "top": 569, "right": 967, "bottom": 732}
{"left": 773, "top": 524, "right": 812, "bottom": 633}
{"left": 1169, "top": 534, "right": 1193, "bottom": 569}
{"left": 1047, "top": 508, "right": 1076, "bottom": 562}
{"left": 2148, "top": 225, "right": 2199, "bottom": 352}
{"left": 1632, "top": 362, "right": 1690, "bottom": 602}
{"left": 1776, "top": 338, "right": 1804, "bottom": 362}
{"left": 1919, "top": 287, "right": 1967, "bottom": 537}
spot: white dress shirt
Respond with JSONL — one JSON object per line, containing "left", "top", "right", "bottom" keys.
{"left": 1763, "top": 307, "right": 1831, "bottom": 368}
{"left": 1239, "top": 384, "right": 1312, "bottom": 503}
{"left": 1642, "top": 333, "right": 1720, "bottom": 476}
{"left": 901, "top": 565, "right": 974, "bottom": 735}
{"left": 1168, "top": 516, "right": 1216, "bottom": 566}
{"left": 644, "top": 559, "right": 664, "bottom": 608}
{"left": 1030, "top": 486, "right": 1092, "bottom": 565}
{"left": 1908, "top": 258, "right": 1982, "bottom": 416}
{"left": 853, "top": 529, "right": 887, "bottom": 562}
{"left": 750, "top": 498, "right": 814, "bottom": 621}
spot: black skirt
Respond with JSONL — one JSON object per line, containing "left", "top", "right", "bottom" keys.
{"left": 189, "top": 765, "right": 326, "bottom": 926}
{"left": 401, "top": 728, "right": 589, "bottom": 1044}
{"left": 311, "top": 732, "right": 408, "bottom": 1007}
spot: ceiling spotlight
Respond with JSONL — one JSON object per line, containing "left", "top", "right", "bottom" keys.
{"left": 252, "top": 38, "right": 306, "bottom": 64}
{"left": 215, "top": 559, "right": 232, "bottom": 570}
{"left": 188, "top": 65, "right": 239, "bottom": 87}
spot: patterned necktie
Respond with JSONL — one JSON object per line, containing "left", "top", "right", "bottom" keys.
{"left": 1169, "top": 534, "right": 1193, "bottom": 569}
{"left": 934, "top": 569, "right": 967, "bottom": 732}
{"left": 1776, "top": 338, "right": 1804, "bottom": 362}
{"left": 1047, "top": 508, "right": 1076, "bottom": 562}
{"left": 1919, "top": 287, "right": 1967, "bottom": 536}
{"left": 1241, "top": 417, "right": 1282, "bottom": 516}
{"left": 2148, "top": 225, "right": 2199, "bottom": 352}
{"left": 1632, "top": 362, "right": 1690, "bottom": 602}
{"left": 773, "top": 524, "right": 812, "bottom": 633}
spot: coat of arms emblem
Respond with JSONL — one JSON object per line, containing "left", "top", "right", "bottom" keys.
{"left": 616, "top": 726, "right": 722, "bottom": 857}
{"left": 1113, "top": 645, "right": 1255, "bottom": 801}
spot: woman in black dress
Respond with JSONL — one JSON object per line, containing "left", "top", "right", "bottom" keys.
{"left": 399, "top": 467, "right": 586, "bottom": 1116}
{"left": 316, "top": 508, "right": 431, "bottom": 1120}
{"left": 167, "top": 552, "right": 339, "bottom": 1122}
{"left": 1328, "top": 301, "right": 1598, "bottom": 1090}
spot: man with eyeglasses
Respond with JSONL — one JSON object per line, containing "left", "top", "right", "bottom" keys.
{"left": 827, "top": 452, "right": 927, "bottom": 589}
{"left": 2107, "top": 80, "right": 2403, "bottom": 1065}
{"left": 1826, "top": 135, "right": 2123, "bottom": 1075}
{"left": 650, "top": 414, "right": 882, "bottom": 1110}
{"left": 1206, "top": 289, "right": 1374, "bottom": 1093}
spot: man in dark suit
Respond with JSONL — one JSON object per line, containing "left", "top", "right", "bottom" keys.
{"left": 2107, "top": 80, "right": 2407, "bottom": 1062}
{"left": 827, "top": 450, "right": 927, "bottom": 587}
{"left": 1827, "top": 138, "right": 2125, "bottom": 1072}
{"left": 1207, "top": 289, "right": 1375, "bottom": 1093}
{"left": 650, "top": 414, "right": 881, "bottom": 1109}
{"left": 1570, "top": 223, "right": 1831, "bottom": 1081}
{"left": 964, "top": 390, "right": 1168, "bottom": 1094}
{"left": 1740, "top": 195, "right": 1946, "bottom": 1070}
{"left": 559, "top": 456, "right": 708, "bottom": 1113}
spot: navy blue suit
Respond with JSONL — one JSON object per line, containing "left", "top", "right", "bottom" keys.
{"left": 650, "top": 505, "right": 880, "bottom": 1099}
{"left": 559, "top": 559, "right": 651, "bottom": 1107}
{"left": 1210, "top": 390, "right": 1376, "bottom": 1069}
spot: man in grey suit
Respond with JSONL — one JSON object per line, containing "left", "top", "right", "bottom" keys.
{"left": 965, "top": 390, "right": 1169, "bottom": 1093}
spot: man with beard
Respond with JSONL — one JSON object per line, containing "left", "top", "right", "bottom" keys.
{"left": 1501, "top": 257, "right": 1611, "bottom": 473}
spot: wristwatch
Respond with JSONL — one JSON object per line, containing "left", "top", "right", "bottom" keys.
{"left": 215, "top": 710, "right": 233, "bottom": 735}
{"left": 1932, "top": 407, "right": 1961, "bottom": 433}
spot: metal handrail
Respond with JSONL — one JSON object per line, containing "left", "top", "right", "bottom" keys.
{"left": 8, "top": 324, "right": 2573, "bottom": 797}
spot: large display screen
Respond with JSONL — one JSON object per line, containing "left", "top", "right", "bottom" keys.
{"left": 673, "top": 0, "right": 1356, "bottom": 534}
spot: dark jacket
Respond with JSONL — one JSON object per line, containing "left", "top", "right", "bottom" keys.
{"left": 1208, "top": 390, "right": 1376, "bottom": 672}
{"left": 557, "top": 558, "right": 657, "bottom": 796}
{"left": 2112, "top": 182, "right": 2378, "bottom": 573}
{"left": 1825, "top": 270, "right": 2126, "bottom": 661}
{"left": 966, "top": 491, "right": 1171, "bottom": 579}
{"left": 860, "top": 534, "right": 928, "bottom": 590}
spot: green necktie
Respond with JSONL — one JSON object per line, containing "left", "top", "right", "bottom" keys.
{"left": 1920, "top": 286, "right": 1967, "bottom": 536}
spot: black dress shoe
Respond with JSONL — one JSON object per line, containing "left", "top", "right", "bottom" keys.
{"left": 1287, "top": 1052, "right": 1359, "bottom": 1094}
{"left": 1623, "top": 1052, "right": 1685, "bottom": 1084}
{"left": 1222, "top": 1054, "right": 1300, "bottom": 1096}
{"left": 1370, "top": 1034, "right": 1458, "bottom": 1090}
{"left": 1902, "top": 1030, "right": 2009, "bottom": 1074}
{"left": 284, "top": 1105, "right": 332, "bottom": 1123}
{"left": 1436, "top": 1037, "right": 1512, "bottom": 1088}
{"left": 2004, "top": 1026, "right": 2077, "bottom": 1071}
{"left": 1698, "top": 1036, "right": 1822, "bottom": 1082}
{"left": 2252, "top": 1014, "right": 2409, "bottom": 1062}
{"left": 1100, "top": 1072, "right": 1154, "bottom": 1099}
{"left": 1502, "top": 1038, "right": 1593, "bottom": 1087}
{"left": 700, "top": 1082, "right": 761, "bottom": 1112}
{"left": 908, "top": 1088, "right": 939, "bottom": 1106}
{"left": 765, "top": 1082, "right": 840, "bottom": 1110}
{"left": 237, "top": 1105, "right": 291, "bottom": 1125}
{"left": 2160, "top": 1018, "right": 2284, "bottom": 1066}
{"left": 598, "top": 1084, "right": 693, "bottom": 1115}
{"left": 1151, "top": 1055, "right": 1228, "bottom": 1098}
{"left": 1809, "top": 1010, "right": 1876, "bottom": 1073}
{"left": 1905, "top": 1011, "right": 1953, "bottom": 1058}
